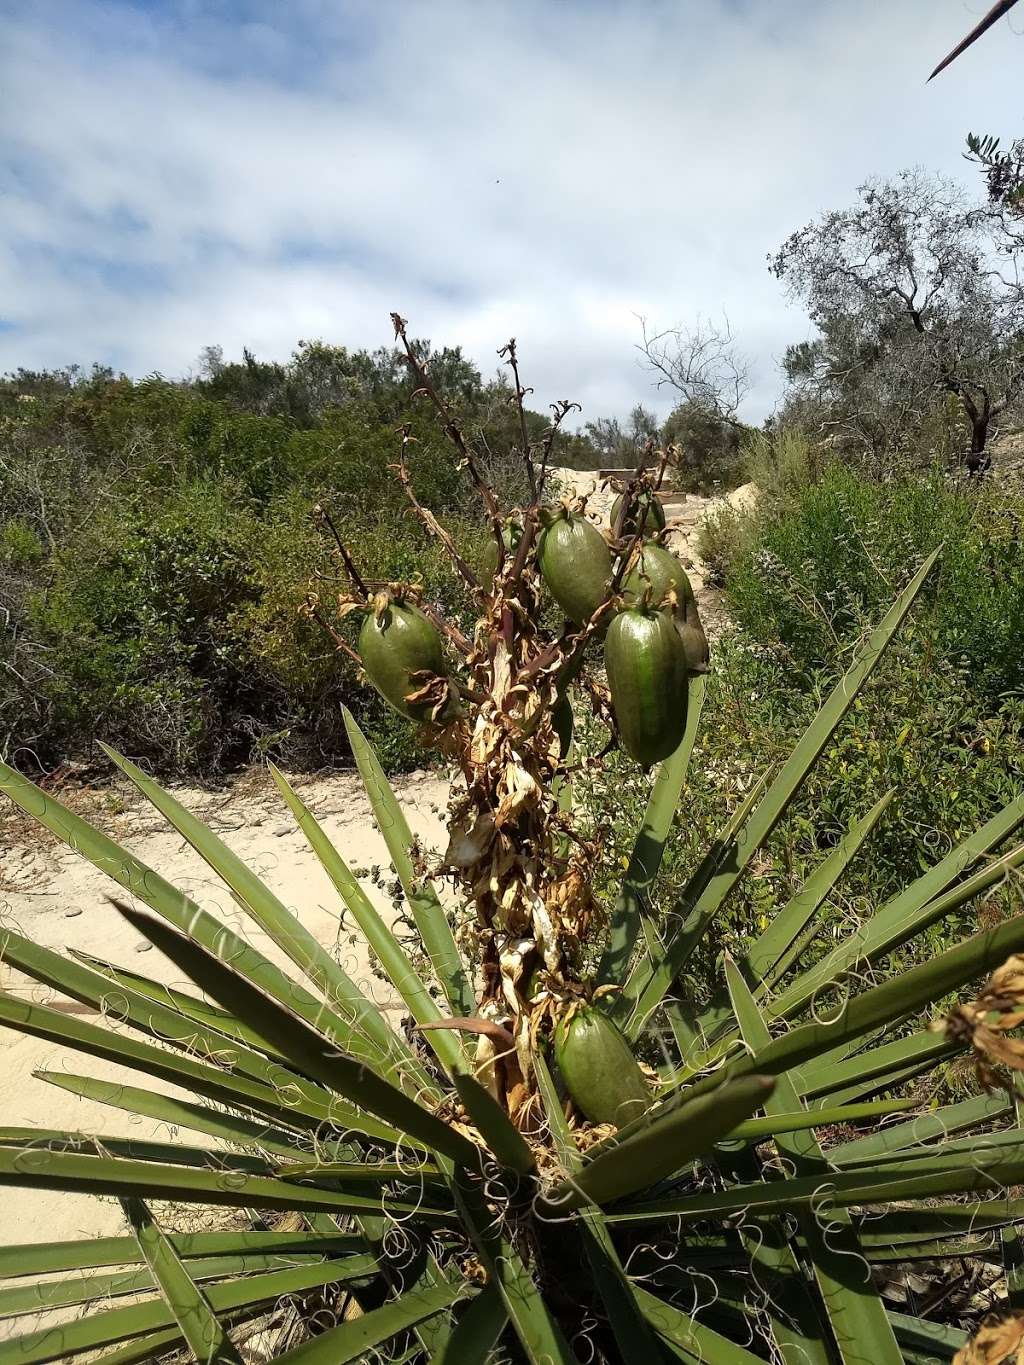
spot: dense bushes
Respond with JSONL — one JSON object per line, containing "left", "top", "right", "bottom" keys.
{"left": 577, "top": 629, "right": 1024, "bottom": 1001}
{"left": 0, "top": 345, "right": 523, "bottom": 775}
{"left": 33, "top": 483, "right": 258, "bottom": 770}
{"left": 711, "top": 449, "right": 1024, "bottom": 708}
{"left": 661, "top": 398, "right": 752, "bottom": 492}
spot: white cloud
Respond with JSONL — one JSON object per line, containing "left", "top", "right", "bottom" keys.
{"left": 2, "top": 0, "right": 1021, "bottom": 422}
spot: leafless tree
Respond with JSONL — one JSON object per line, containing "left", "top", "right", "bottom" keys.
{"left": 771, "top": 169, "right": 1024, "bottom": 472}
{"left": 636, "top": 313, "right": 750, "bottom": 426}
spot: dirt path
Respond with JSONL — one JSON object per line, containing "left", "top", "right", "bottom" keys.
{"left": 0, "top": 767, "right": 450, "bottom": 1255}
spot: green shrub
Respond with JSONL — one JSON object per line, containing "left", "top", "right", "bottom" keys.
{"left": 723, "top": 463, "right": 1024, "bottom": 708}
{"left": 662, "top": 399, "right": 752, "bottom": 492}
{"left": 693, "top": 501, "right": 756, "bottom": 585}
{"left": 681, "top": 449, "right": 1024, "bottom": 997}
{"left": 576, "top": 631, "right": 1024, "bottom": 1003}
{"left": 696, "top": 427, "right": 820, "bottom": 584}
{"left": 24, "top": 470, "right": 490, "bottom": 775}
{"left": 0, "top": 519, "right": 44, "bottom": 568}
{"left": 31, "top": 482, "right": 261, "bottom": 771}
{"left": 236, "top": 489, "right": 485, "bottom": 771}
{"left": 742, "top": 425, "right": 823, "bottom": 499}
{"left": 0, "top": 353, "right": 510, "bottom": 775}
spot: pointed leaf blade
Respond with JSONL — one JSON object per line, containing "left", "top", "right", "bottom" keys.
{"left": 342, "top": 710, "right": 474, "bottom": 1016}
{"left": 544, "top": 1074, "right": 775, "bottom": 1211}
{"left": 270, "top": 764, "right": 465, "bottom": 1075}
{"left": 2, "top": 1258, "right": 385, "bottom": 1364}
{"left": 112, "top": 902, "right": 479, "bottom": 1167}
{"left": 623, "top": 548, "right": 940, "bottom": 1032}
{"left": 97, "top": 743, "right": 418, "bottom": 1084}
{"left": 120, "top": 1198, "right": 243, "bottom": 1365}
{"left": 0, "top": 758, "right": 399, "bottom": 1076}
{"left": 36, "top": 1071, "right": 302, "bottom": 1158}
{"left": 725, "top": 959, "right": 902, "bottom": 1365}
{"left": 772, "top": 817, "right": 1024, "bottom": 1022}
{"left": 272, "top": 1281, "right": 464, "bottom": 1364}
{"left": 745, "top": 790, "right": 896, "bottom": 983}
{"left": 429, "top": 1282, "right": 508, "bottom": 1364}
{"left": 452, "top": 1072, "right": 535, "bottom": 1175}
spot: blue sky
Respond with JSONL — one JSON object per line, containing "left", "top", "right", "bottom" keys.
{"left": 2, "top": 0, "right": 1021, "bottom": 422}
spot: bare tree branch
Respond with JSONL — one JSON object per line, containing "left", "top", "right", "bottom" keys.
{"left": 390, "top": 427, "right": 486, "bottom": 606}
{"left": 772, "top": 170, "right": 1024, "bottom": 470}
{"left": 497, "top": 337, "right": 537, "bottom": 501}
{"left": 636, "top": 313, "right": 750, "bottom": 424}
{"left": 391, "top": 312, "right": 504, "bottom": 550}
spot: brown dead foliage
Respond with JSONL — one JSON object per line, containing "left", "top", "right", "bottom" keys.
{"left": 955, "top": 1313, "right": 1024, "bottom": 1365}
{"left": 939, "top": 954, "right": 1024, "bottom": 1089}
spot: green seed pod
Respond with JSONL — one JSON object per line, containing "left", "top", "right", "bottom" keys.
{"left": 611, "top": 490, "right": 666, "bottom": 538}
{"left": 552, "top": 691, "right": 574, "bottom": 758}
{"left": 605, "top": 606, "right": 688, "bottom": 766}
{"left": 357, "top": 600, "right": 446, "bottom": 721}
{"left": 480, "top": 521, "right": 523, "bottom": 582}
{"left": 537, "top": 511, "right": 612, "bottom": 626}
{"left": 621, "top": 542, "right": 694, "bottom": 611}
{"left": 554, "top": 1004, "right": 651, "bottom": 1128}
{"left": 677, "top": 596, "right": 710, "bottom": 675}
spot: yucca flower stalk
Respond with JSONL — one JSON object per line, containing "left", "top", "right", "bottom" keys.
{"left": 309, "top": 316, "right": 690, "bottom": 1128}
{"left": 0, "top": 323, "right": 1023, "bottom": 1363}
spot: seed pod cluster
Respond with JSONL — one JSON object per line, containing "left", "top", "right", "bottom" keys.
{"left": 357, "top": 485, "right": 707, "bottom": 769}
{"left": 531, "top": 490, "right": 709, "bottom": 768}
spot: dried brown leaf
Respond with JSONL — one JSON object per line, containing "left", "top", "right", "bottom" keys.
{"left": 939, "top": 954, "right": 1024, "bottom": 1089}
{"left": 445, "top": 812, "right": 496, "bottom": 869}
{"left": 954, "top": 1313, "right": 1024, "bottom": 1365}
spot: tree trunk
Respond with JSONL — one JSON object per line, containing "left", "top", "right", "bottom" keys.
{"left": 966, "top": 411, "right": 991, "bottom": 475}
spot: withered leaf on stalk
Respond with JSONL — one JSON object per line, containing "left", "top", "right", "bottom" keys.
{"left": 404, "top": 670, "right": 456, "bottom": 724}
{"left": 417, "top": 1016, "right": 516, "bottom": 1049}
{"left": 938, "top": 953, "right": 1024, "bottom": 1088}
{"left": 494, "top": 762, "right": 541, "bottom": 829}
{"left": 335, "top": 595, "right": 364, "bottom": 619}
{"left": 954, "top": 1313, "right": 1024, "bottom": 1365}
{"left": 445, "top": 811, "right": 497, "bottom": 870}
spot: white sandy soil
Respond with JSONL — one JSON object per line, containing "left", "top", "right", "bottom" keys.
{"left": 0, "top": 768, "right": 450, "bottom": 1257}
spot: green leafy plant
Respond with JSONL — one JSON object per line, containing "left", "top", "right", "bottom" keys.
{"left": 714, "top": 463, "right": 1024, "bottom": 706}
{"left": 2, "top": 324, "right": 1023, "bottom": 1363}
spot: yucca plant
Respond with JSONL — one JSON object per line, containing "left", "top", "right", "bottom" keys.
{"left": 2, "top": 320, "right": 1024, "bottom": 1364}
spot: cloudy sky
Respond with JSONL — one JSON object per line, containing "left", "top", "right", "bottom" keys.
{"left": 2, "top": 0, "right": 1021, "bottom": 424}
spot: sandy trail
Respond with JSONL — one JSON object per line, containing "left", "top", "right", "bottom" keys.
{"left": 0, "top": 767, "right": 450, "bottom": 1255}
